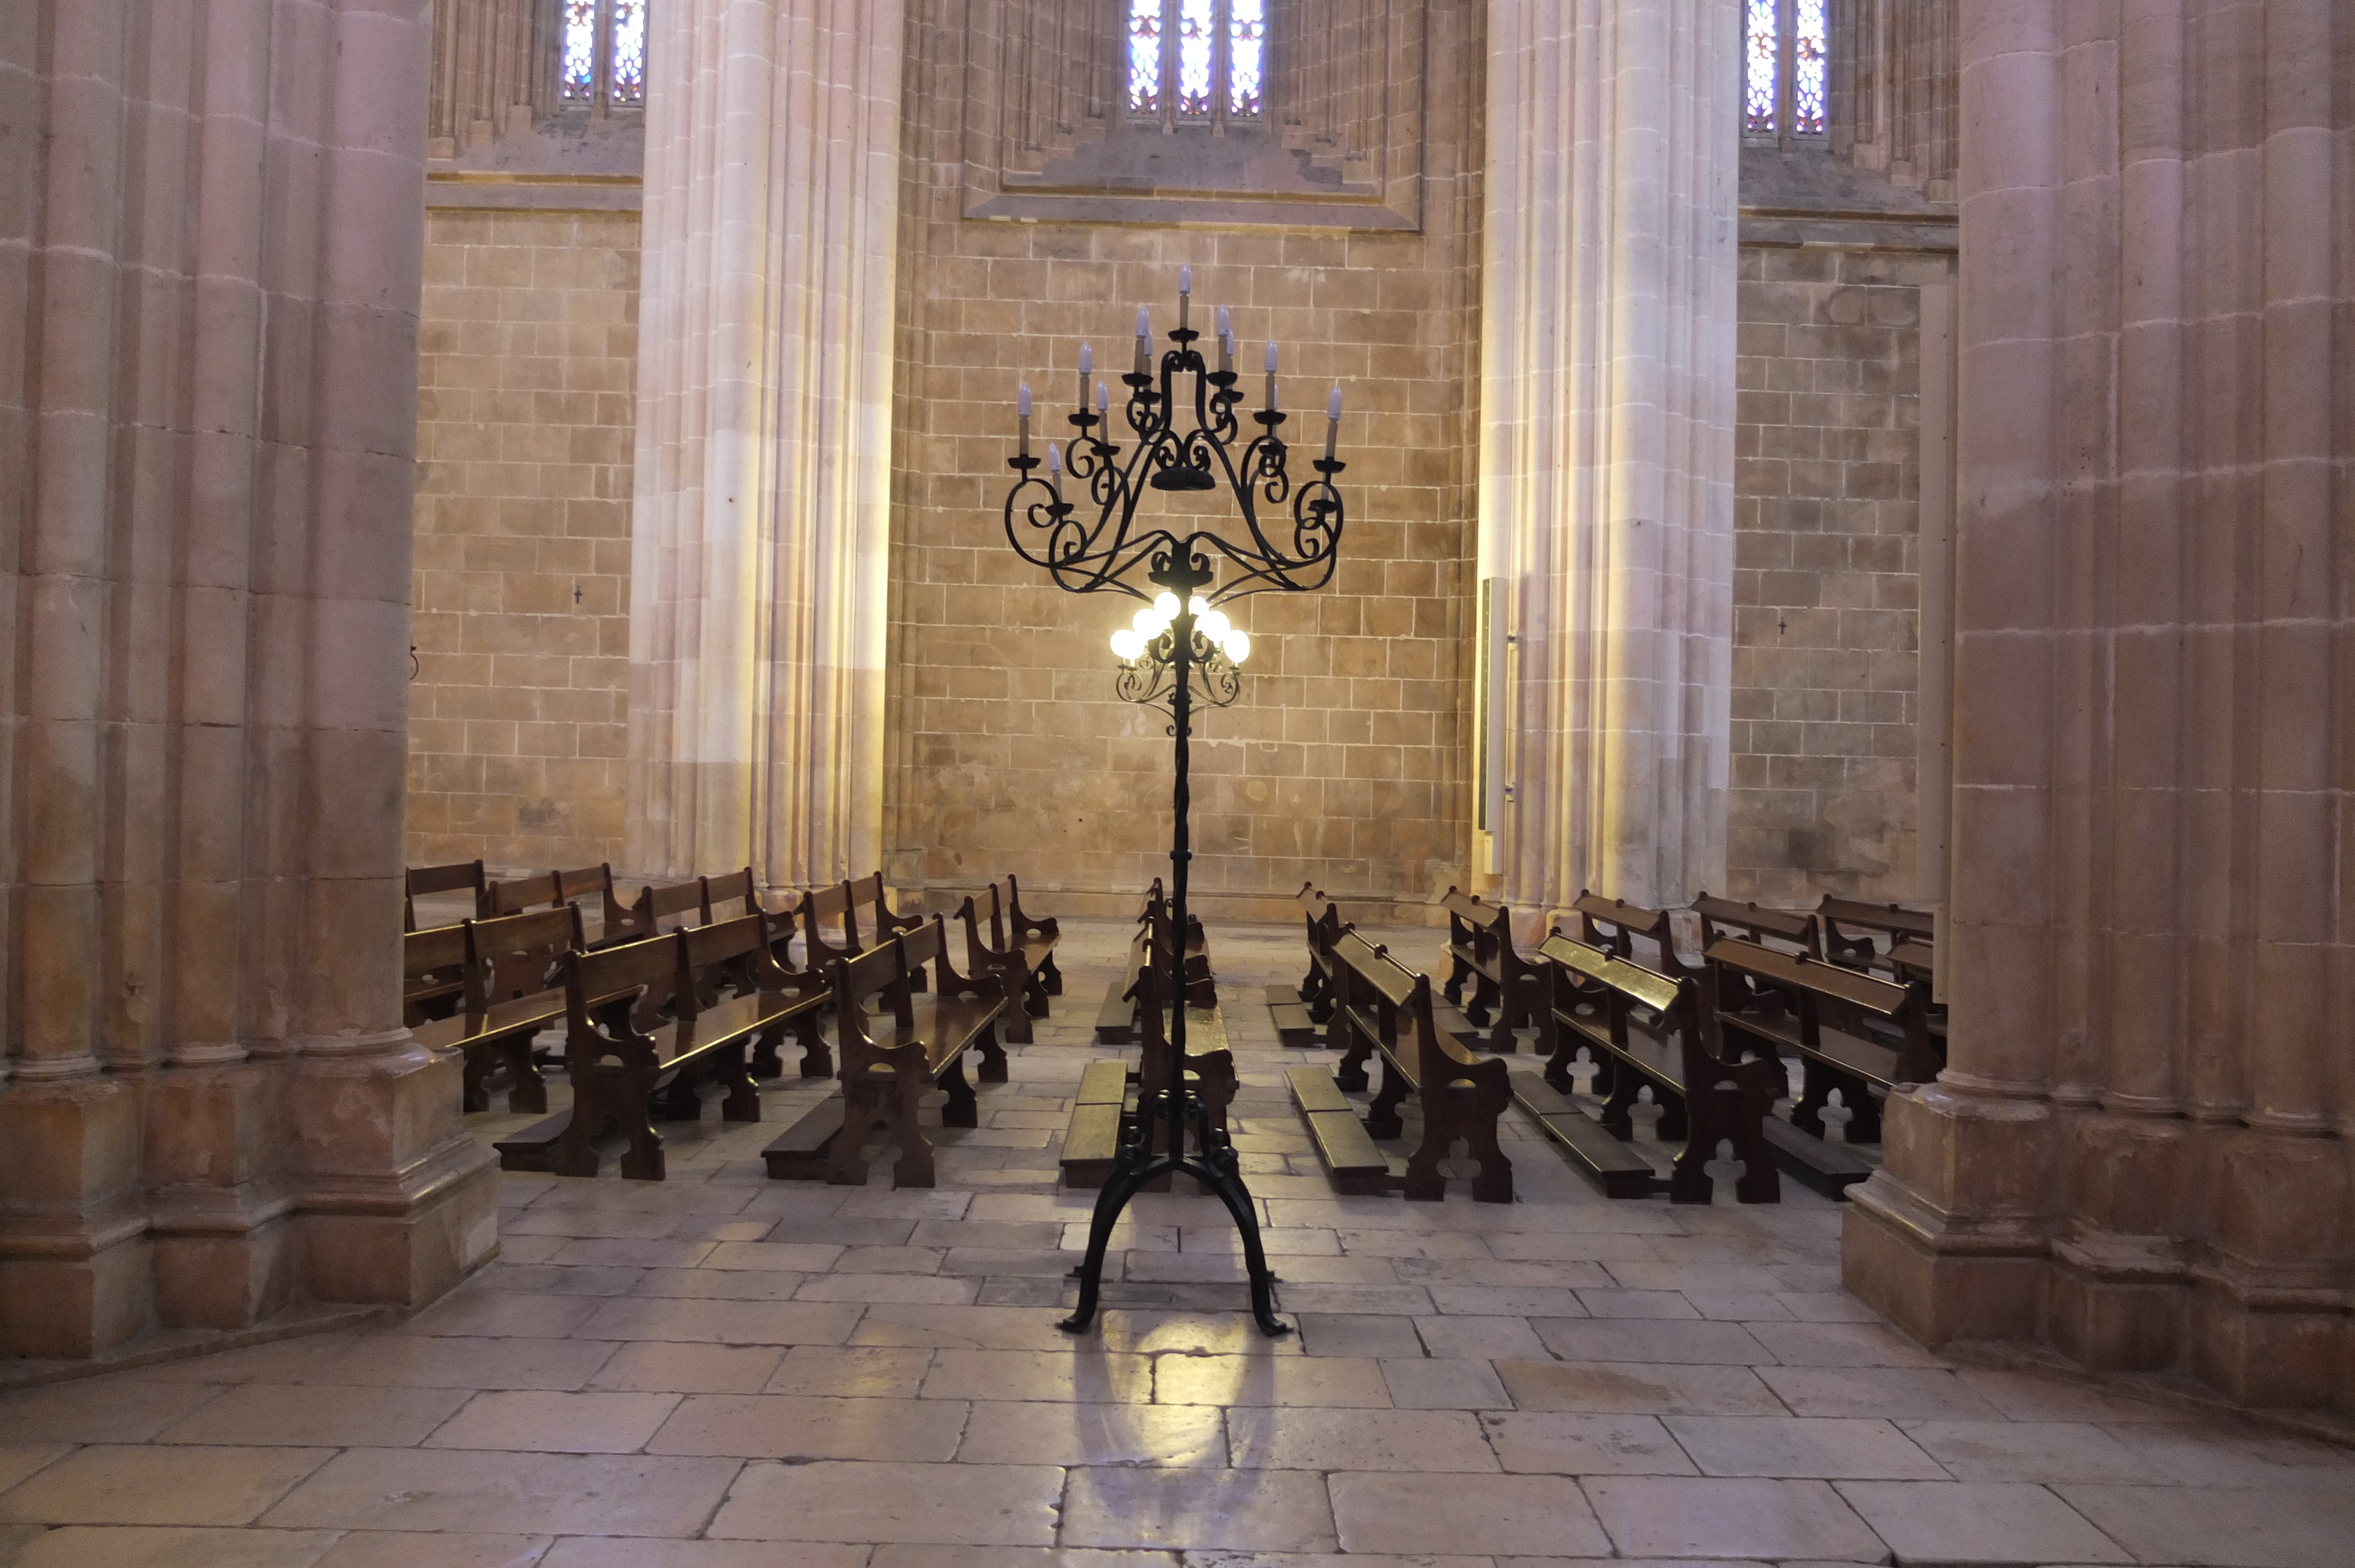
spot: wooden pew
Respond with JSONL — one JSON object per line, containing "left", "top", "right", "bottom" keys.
{"left": 485, "top": 871, "right": 563, "bottom": 918}
{"left": 700, "top": 866, "right": 769, "bottom": 921}
{"left": 1270, "top": 883, "right": 1339, "bottom": 1045}
{"left": 1127, "top": 958, "right": 1240, "bottom": 1192}
{"left": 825, "top": 916, "right": 1013, "bottom": 1188}
{"left": 1538, "top": 932, "right": 1780, "bottom": 1204}
{"left": 955, "top": 878, "right": 1059, "bottom": 1031}
{"left": 404, "top": 860, "right": 486, "bottom": 931}
{"left": 495, "top": 910, "right": 810, "bottom": 1180}
{"left": 1001, "top": 875, "right": 1062, "bottom": 997}
{"left": 1096, "top": 881, "right": 1213, "bottom": 1043}
{"left": 1816, "top": 895, "right": 1935, "bottom": 976}
{"left": 608, "top": 878, "right": 707, "bottom": 948}
{"left": 1693, "top": 893, "right": 1819, "bottom": 956}
{"left": 1706, "top": 936, "right": 1937, "bottom": 1196}
{"left": 555, "top": 864, "right": 625, "bottom": 944}
{"left": 854, "top": 870, "right": 928, "bottom": 991}
{"left": 426, "top": 906, "right": 588, "bottom": 1115}
{"left": 1059, "top": 1058, "right": 1131, "bottom": 1190}
{"left": 1437, "top": 886, "right": 1540, "bottom": 1049}
{"left": 403, "top": 923, "right": 470, "bottom": 1026}
{"left": 1573, "top": 889, "right": 1691, "bottom": 978}
{"left": 1329, "top": 929, "right": 1513, "bottom": 1202}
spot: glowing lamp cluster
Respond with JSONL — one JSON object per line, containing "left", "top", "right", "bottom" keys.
{"left": 1112, "top": 593, "right": 1251, "bottom": 667}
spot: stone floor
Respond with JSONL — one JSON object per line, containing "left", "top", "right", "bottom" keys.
{"left": 2, "top": 919, "right": 2353, "bottom": 1566}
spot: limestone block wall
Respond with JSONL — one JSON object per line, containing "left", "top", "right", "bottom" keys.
{"left": 1727, "top": 243, "right": 1952, "bottom": 903}
{"left": 408, "top": 207, "right": 640, "bottom": 872}
{"left": 886, "top": 0, "right": 1485, "bottom": 918}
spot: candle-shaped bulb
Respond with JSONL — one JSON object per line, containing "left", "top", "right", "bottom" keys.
{"left": 1078, "top": 343, "right": 1092, "bottom": 376}
{"left": 1096, "top": 381, "right": 1109, "bottom": 412}
{"left": 1137, "top": 307, "right": 1151, "bottom": 338}
{"left": 1216, "top": 305, "right": 1232, "bottom": 338}
{"left": 1325, "top": 386, "right": 1343, "bottom": 459}
{"left": 1179, "top": 264, "right": 1193, "bottom": 295}
{"left": 1047, "top": 442, "right": 1062, "bottom": 473}
{"left": 1017, "top": 383, "right": 1032, "bottom": 418}
{"left": 1265, "top": 340, "right": 1279, "bottom": 373}
{"left": 1328, "top": 385, "right": 1343, "bottom": 421}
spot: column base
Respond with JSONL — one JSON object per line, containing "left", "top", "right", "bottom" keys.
{"left": 0, "top": 1076, "right": 152, "bottom": 1358}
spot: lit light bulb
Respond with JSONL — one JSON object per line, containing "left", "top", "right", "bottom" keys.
{"left": 1153, "top": 592, "right": 1180, "bottom": 620}
{"left": 1110, "top": 627, "right": 1143, "bottom": 661}
{"left": 1096, "top": 381, "right": 1110, "bottom": 412}
{"left": 1046, "top": 443, "right": 1062, "bottom": 474}
{"left": 1179, "top": 264, "right": 1193, "bottom": 295}
{"left": 1133, "top": 606, "right": 1162, "bottom": 637}
{"left": 1188, "top": 595, "right": 1209, "bottom": 617}
{"left": 1079, "top": 343, "right": 1092, "bottom": 376}
{"left": 1199, "top": 609, "right": 1232, "bottom": 643}
{"left": 1224, "top": 630, "right": 1252, "bottom": 664}
{"left": 1017, "top": 383, "right": 1031, "bottom": 418}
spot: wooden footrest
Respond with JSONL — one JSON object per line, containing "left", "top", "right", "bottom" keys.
{"left": 493, "top": 1111, "right": 573, "bottom": 1173}
{"left": 761, "top": 1094, "right": 847, "bottom": 1180}
{"left": 1094, "top": 977, "right": 1136, "bottom": 1044}
{"left": 1509, "top": 1072, "right": 1659, "bottom": 1198}
{"left": 1266, "top": 984, "right": 1321, "bottom": 1048}
{"left": 1060, "top": 1060, "right": 1129, "bottom": 1190}
{"left": 1288, "top": 1067, "right": 1394, "bottom": 1195}
{"left": 1761, "top": 1114, "right": 1873, "bottom": 1199}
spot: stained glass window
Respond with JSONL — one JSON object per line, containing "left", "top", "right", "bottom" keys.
{"left": 1228, "top": 0, "right": 1266, "bottom": 118}
{"left": 562, "top": 0, "right": 598, "bottom": 102}
{"left": 1175, "top": 0, "right": 1215, "bottom": 118}
{"left": 1743, "top": 0, "right": 1777, "bottom": 135}
{"left": 560, "top": 0, "right": 649, "bottom": 112}
{"left": 1745, "top": 0, "right": 1830, "bottom": 141}
{"left": 1124, "top": 1, "right": 1266, "bottom": 124}
{"left": 1792, "top": 0, "right": 1827, "bottom": 137}
{"left": 1127, "top": 0, "right": 1162, "bottom": 114}
{"left": 611, "top": 0, "right": 646, "bottom": 105}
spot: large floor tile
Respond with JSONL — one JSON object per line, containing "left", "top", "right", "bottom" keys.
{"left": 586, "top": 1342, "right": 784, "bottom": 1394}
{"left": 0, "top": 1446, "right": 334, "bottom": 1527}
{"left": 540, "top": 1540, "right": 867, "bottom": 1568}
{"left": 918, "top": 1349, "right": 1152, "bottom": 1404}
{"left": 1528, "top": 1318, "right": 1774, "bottom": 1366}
{"left": 307, "top": 1335, "right": 618, "bottom": 1391}
{"left": 1583, "top": 1475, "right": 1886, "bottom": 1560}
{"left": 1494, "top": 1360, "right": 1785, "bottom": 1416}
{"left": 0, "top": 1380, "right": 227, "bottom": 1445}
{"left": 1756, "top": 1366, "right": 2004, "bottom": 1420}
{"left": 1152, "top": 1354, "right": 1391, "bottom": 1408}
{"left": 1061, "top": 1464, "right": 1335, "bottom": 1552}
{"left": 958, "top": 1400, "right": 1226, "bottom": 1466}
{"left": 312, "top": 1531, "right": 554, "bottom": 1567}
{"left": 1329, "top": 1471, "right": 1611, "bottom": 1556}
{"left": 152, "top": 1384, "right": 470, "bottom": 1449}
{"left": 705, "top": 1459, "right": 1064, "bottom": 1545}
{"left": 1223, "top": 1406, "right": 1498, "bottom": 1471}
{"left": 1379, "top": 1357, "right": 1512, "bottom": 1410}
{"left": 260, "top": 1449, "right": 739, "bottom": 1536}
{"left": 1480, "top": 1411, "right": 1695, "bottom": 1476}
{"left": 0, "top": 1446, "right": 69, "bottom": 1493}
{"left": 1664, "top": 1416, "right": 1947, "bottom": 1479}
{"left": 428, "top": 1391, "right": 682, "bottom": 1453}
{"left": 1836, "top": 1480, "right": 2130, "bottom": 1564}
{"left": 2057, "top": 1483, "right": 2355, "bottom": 1568}
{"left": 6, "top": 1525, "right": 339, "bottom": 1568}
{"left": 648, "top": 1394, "right": 963, "bottom": 1461}
{"left": 571, "top": 1298, "right": 864, "bottom": 1346}
{"left": 1900, "top": 1420, "right": 2160, "bottom": 1483}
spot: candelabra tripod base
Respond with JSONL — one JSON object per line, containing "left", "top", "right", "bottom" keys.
{"left": 1058, "top": 1111, "right": 1289, "bottom": 1339}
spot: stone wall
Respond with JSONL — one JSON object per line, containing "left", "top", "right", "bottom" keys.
{"left": 1727, "top": 242, "right": 1952, "bottom": 903}
{"left": 884, "top": 0, "right": 1485, "bottom": 919}
{"left": 408, "top": 207, "right": 640, "bottom": 872}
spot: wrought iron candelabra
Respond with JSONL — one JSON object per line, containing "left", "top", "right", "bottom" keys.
{"left": 1002, "top": 268, "right": 1347, "bottom": 1337}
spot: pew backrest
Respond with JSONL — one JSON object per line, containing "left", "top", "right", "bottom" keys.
{"left": 1693, "top": 892, "right": 1819, "bottom": 955}
{"left": 801, "top": 879, "right": 862, "bottom": 966}
{"left": 1816, "top": 896, "right": 1933, "bottom": 969}
{"left": 855, "top": 870, "right": 921, "bottom": 942}
{"left": 1573, "top": 890, "right": 1687, "bottom": 977}
{"left": 406, "top": 860, "right": 487, "bottom": 930}
{"left": 701, "top": 867, "right": 768, "bottom": 922}
{"left": 486, "top": 872, "right": 562, "bottom": 917}
{"left": 563, "top": 932, "right": 683, "bottom": 1058}
{"left": 677, "top": 910, "right": 792, "bottom": 1010}
{"left": 466, "top": 906, "right": 586, "bottom": 1006}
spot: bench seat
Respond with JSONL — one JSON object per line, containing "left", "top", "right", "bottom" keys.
{"left": 1288, "top": 1067, "right": 1393, "bottom": 1195}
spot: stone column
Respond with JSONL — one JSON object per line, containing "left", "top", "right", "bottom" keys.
{"left": 0, "top": 0, "right": 497, "bottom": 1359}
{"left": 1844, "top": 0, "right": 2355, "bottom": 1413}
{"left": 626, "top": 0, "right": 903, "bottom": 888}
{"left": 1477, "top": 0, "right": 1740, "bottom": 913}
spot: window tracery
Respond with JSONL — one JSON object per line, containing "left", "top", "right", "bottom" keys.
{"left": 1745, "top": 0, "right": 1829, "bottom": 144}
{"left": 562, "top": 0, "right": 648, "bottom": 112}
{"left": 1125, "top": 0, "right": 1267, "bottom": 127}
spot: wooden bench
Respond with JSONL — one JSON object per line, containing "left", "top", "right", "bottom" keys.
{"left": 1438, "top": 887, "right": 1540, "bottom": 1049}
{"left": 1573, "top": 890, "right": 1691, "bottom": 978}
{"left": 1706, "top": 936, "right": 1937, "bottom": 1195}
{"left": 494, "top": 909, "right": 811, "bottom": 1180}
{"left": 403, "top": 923, "right": 470, "bottom": 1025}
{"left": 405, "top": 860, "right": 485, "bottom": 931}
{"left": 417, "top": 906, "right": 588, "bottom": 1115}
{"left": 1286, "top": 1065, "right": 1394, "bottom": 1194}
{"left": 1269, "top": 883, "right": 1339, "bottom": 1046}
{"left": 1694, "top": 892, "right": 1819, "bottom": 956}
{"left": 605, "top": 878, "right": 707, "bottom": 948}
{"left": 955, "top": 879, "right": 1059, "bottom": 1034}
{"left": 761, "top": 916, "right": 1012, "bottom": 1185}
{"left": 1328, "top": 929, "right": 1512, "bottom": 1201}
{"left": 1096, "top": 881, "right": 1212, "bottom": 1042}
{"left": 798, "top": 872, "right": 926, "bottom": 989}
{"left": 1817, "top": 896, "right": 1936, "bottom": 976}
{"left": 1538, "top": 932, "right": 1780, "bottom": 1204}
